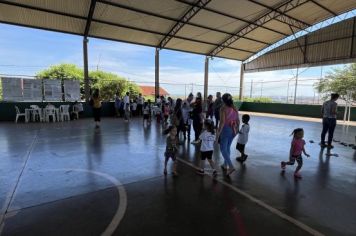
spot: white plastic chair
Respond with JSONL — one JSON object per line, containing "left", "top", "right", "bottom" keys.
{"left": 60, "top": 105, "right": 70, "bottom": 121}
{"left": 30, "top": 105, "right": 43, "bottom": 122}
{"left": 15, "top": 106, "right": 27, "bottom": 123}
{"left": 45, "top": 107, "right": 56, "bottom": 122}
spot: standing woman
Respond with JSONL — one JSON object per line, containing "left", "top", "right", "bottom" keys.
{"left": 191, "top": 97, "right": 204, "bottom": 144}
{"left": 91, "top": 89, "right": 102, "bottom": 128}
{"left": 216, "top": 93, "right": 240, "bottom": 176}
{"left": 172, "top": 98, "right": 184, "bottom": 139}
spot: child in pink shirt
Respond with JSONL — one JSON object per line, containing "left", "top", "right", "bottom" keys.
{"left": 281, "top": 128, "right": 310, "bottom": 178}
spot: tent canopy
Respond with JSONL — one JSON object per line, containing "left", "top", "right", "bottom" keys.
{"left": 0, "top": 0, "right": 356, "bottom": 61}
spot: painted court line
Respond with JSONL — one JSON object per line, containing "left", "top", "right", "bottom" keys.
{"left": 177, "top": 157, "right": 325, "bottom": 236}
{"left": 46, "top": 169, "right": 128, "bottom": 236}
{"left": 0, "top": 132, "right": 38, "bottom": 235}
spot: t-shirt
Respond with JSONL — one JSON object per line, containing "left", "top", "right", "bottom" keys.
{"left": 199, "top": 130, "right": 215, "bottom": 152}
{"left": 132, "top": 103, "right": 137, "bottom": 111}
{"left": 143, "top": 106, "right": 150, "bottom": 115}
{"left": 213, "top": 98, "right": 223, "bottom": 112}
{"left": 92, "top": 97, "right": 101, "bottom": 108}
{"left": 166, "top": 135, "right": 178, "bottom": 153}
{"left": 291, "top": 138, "right": 306, "bottom": 156}
{"left": 137, "top": 96, "right": 144, "bottom": 105}
{"left": 237, "top": 123, "right": 250, "bottom": 145}
{"left": 322, "top": 100, "right": 337, "bottom": 118}
{"left": 123, "top": 95, "right": 130, "bottom": 104}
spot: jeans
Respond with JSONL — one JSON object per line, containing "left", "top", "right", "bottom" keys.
{"left": 321, "top": 118, "right": 336, "bottom": 145}
{"left": 219, "top": 126, "right": 236, "bottom": 169}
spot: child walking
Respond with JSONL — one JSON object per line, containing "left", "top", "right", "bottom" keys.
{"left": 281, "top": 128, "right": 310, "bottom": 178}
{"left": 142, "top": 102, "right": 151, "bottom": 125}
{"left": 196, "top": 119, "right": 217, "bottom": 177}
{"left": 163, "top": 126, "right": 179, "bottom": 176}
{"left": 236, "top": 114, "right": 250, "bottom": 163}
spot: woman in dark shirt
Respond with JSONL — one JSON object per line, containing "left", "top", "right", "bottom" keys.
{"left": 191, "top": 97, "right": 203, "bottom": 144}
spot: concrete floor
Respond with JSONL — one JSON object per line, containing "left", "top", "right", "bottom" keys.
{"left": 0, "top": 116, "right": 355, "bottom": 236}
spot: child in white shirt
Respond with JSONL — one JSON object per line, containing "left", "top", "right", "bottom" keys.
{"left": 196, "top": 119, "right": 217, "bottom": 177}
{"left": 236, "top": 114, "right": 250, "bottom": 163}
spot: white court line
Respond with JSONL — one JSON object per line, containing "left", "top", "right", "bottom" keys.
{"left": 177, "top": 157, "right": 325, "bottom": 236}
{"left": 0, "top": 169, "right": 127, "bottom": 236}
{"left": 46, "top": 169, "right": 127, "bottom": 236}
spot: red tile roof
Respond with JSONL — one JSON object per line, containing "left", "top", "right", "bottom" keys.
{"left": 139, "top": 86, "right": 169, "bottom": 96}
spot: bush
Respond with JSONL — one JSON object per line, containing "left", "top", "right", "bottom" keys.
{"left": 243, "top": 97, "right": 273, "bottom": 103}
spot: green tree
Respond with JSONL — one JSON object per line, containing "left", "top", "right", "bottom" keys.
{"left": 36, "top": 63, "right": 84, "bottom": 80}
{"left": 315, "top": 64, "right": 356, "bottom": 102}
{"left": 36, "top": 63, "right": 141, "bottom": 101}
{"left": 89, "top": 71, "right": 140, "bottom": 101}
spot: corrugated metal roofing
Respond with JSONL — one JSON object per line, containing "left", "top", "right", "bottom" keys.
{"left": 0, "top": 0, "right": 355, "bottom": 61}
{"left": 244, "top": 16, "right": 356, "bottom": 72}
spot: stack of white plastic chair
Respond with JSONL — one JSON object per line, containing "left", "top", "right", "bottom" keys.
{"left": 15, "top": 106, "right": 27, "bottom": 123}
{"left": 30, "top": 105, "right": 43, "bottom": 122}
{"left": 60, "top": 105, "right": 70, "bottom": 121}
{"left": 45, "top": 105, "right": 56, "bottom": 122}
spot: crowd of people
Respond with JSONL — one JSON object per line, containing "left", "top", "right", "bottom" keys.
{"left": 89, "top": 89, "right": 341, "bottom": 180}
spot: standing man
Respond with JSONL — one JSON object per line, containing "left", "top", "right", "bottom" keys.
{"left": 213, "top": 92, "right": 223, "bottom": 128}
{"left": 137, "top": 93, "right": 144, "bottom": 116}
{"left": 123, "top": 92, "right": 130, "bottom": 122}
{"left": 320, "top": 93, "right": 339, "bottom": 148}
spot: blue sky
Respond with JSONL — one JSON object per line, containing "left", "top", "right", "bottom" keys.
{"left": 0, "top": 22, "right": 347, "bottom": 98}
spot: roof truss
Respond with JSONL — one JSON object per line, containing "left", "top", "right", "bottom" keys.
{"left": 158, "top": 0, "right": 211, "bottom": 49}
{"left": 209, "top": 0, "right": 310, "bottom": 56}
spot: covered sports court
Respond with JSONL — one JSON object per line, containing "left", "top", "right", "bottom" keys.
{"left": 0, "top": 0, "right": 356, "bottom": 235}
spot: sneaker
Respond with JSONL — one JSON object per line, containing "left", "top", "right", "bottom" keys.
{"left": 212, "top": 170, "right": 217, "bottom": 177}
{"left": 236, "top": 157, "right": 243, "bottom": 162}
{"left": 294, "top": 172, "right": 302, "bottom": 179}
{"left": 243, "top": 155, "right": 248, "bottom": 161}
{"left": 196, "top": 169, "right": 204, "bottom": 175}
{"left": 281, "top": 161, "right": 286, "bottom": 170}
{"left": 327, "top": 144, "right": 334, "bottom": 149}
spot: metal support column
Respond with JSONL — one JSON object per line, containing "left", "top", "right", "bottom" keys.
{"left": 155, "top": 48, "right": 160, "bottom": 98}
{"left": 203, "top": 56, "right": 209, "bottom": 102}
{"left": 293, "top": 67, "right": 299, "bottom": 104}
{"left": 83, "top": 37, "right": 90, "bottom": 101}
{"left": 239, "top": 63, "right": 244, "bottom": 101}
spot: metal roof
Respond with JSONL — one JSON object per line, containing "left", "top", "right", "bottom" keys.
{"left": 0, "top": 0, "right": 356, "bottom": 61}
{"left": 244, "top": 16, "right": 356, "bottom": 72}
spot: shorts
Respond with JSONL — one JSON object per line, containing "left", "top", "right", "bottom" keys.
{"left": 200, "top": 150, "right": 213, "bottom": 160}
{"left": 143, "top": 114, "right": 150, "bottom": 120}
{"left": 289, "top": 155, "right": 303, "bottom": 165}
{"left": 236, "top": 143, "right": 245, "bottom": 153}
{"left": 165, "top": 151, "right": 176, "bottom": 161}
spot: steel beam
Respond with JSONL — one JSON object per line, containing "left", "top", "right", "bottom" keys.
{"left": 203, "top": 57, "right": 209, "bottom": 102}
{"left": 209, "top": 0, "right": 310, "bottom": 57}
{"left": 83, "top": 38, "right": 90, "bottom": 101}
{"left": 159, "top": 0, "right": 211, "bottom": 48}
{"left": 176, "top": 0, "right": 289, "bottom": 36}
{"left": 239, "top": 63, "right": 244, "bottom": 101}
{"left": 155, "top": 48, "right": 160, "bottom": 98}
{"left": 310, "top": 0, "right": 337, "bottom": 16}
{"left": 84, "top": 0, "right": 97, "bottom": 37}
{"left": 248, "top": 0, "right": 310, "bottom": 29}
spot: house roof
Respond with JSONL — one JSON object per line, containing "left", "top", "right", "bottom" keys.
{"left": 1, "top": 0, "right": 355, "bottom": 62}
{"left": 139, "top": 86, "right": 169, "bottom": 96}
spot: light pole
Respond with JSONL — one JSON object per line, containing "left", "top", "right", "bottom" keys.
{"left": 250, "top": 80, "right": 253, "bottom": 98}
{"left": 294, "top": 67, "right": 299, "bottom": 104}
{"left": 286, "top": 77, "right": 294, "bottom": 103}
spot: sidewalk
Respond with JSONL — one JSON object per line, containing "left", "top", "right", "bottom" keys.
{"left": 240, "top": 111, "right": 356, "bottom": 127}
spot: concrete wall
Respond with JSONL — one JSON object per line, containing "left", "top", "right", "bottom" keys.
{"left": 0, "top": 102, "right": 116, "bottom": 121}
{"left": 239, "top": 102, "right": 356, "bottom": 121}
{"left": 1, "top": 101, "right": 354, "bottom": 122}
